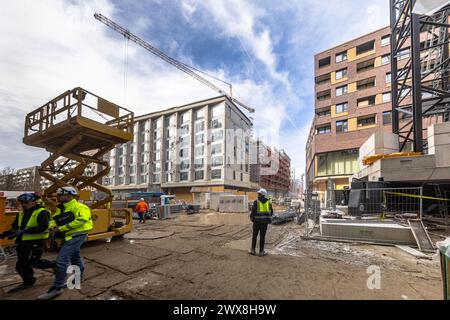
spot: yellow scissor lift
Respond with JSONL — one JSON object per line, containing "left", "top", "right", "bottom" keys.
{"left": 23, "top": 87, "right": 134, "bottom": 243}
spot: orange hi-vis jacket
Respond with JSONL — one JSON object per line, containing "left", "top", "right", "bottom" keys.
{"left": 135, "top": 201, "right": 149, "bottom": 213}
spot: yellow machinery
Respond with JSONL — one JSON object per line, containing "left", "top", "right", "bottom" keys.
{"left": 22, "top": 87, "right": 134, "bottom": 242}
{"left": 0, "top": 196, "right": 18, "bottom": 251}
{"left": 362, "top": 152, "right": 423, "bottom": 166}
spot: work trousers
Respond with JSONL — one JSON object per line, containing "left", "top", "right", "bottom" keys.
{"left": 54, "top": 235, "right": 86, "bottom": 288}
{"left": 251, "top": 222, "right": 269, "bottom": 252}
{"left": 16, "top": 240, "right": 44, "bottom": 284}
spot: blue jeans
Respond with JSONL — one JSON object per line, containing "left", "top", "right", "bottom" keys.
{"left": 54, "top": 235, "right": 86, "bottom": 288}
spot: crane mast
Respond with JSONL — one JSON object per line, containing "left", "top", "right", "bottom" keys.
{"left": 94, "top": 13, "right": 255, "bottom": 114}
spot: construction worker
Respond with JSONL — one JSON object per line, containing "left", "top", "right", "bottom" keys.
{"left": 0, "top": 193, "right": 50, "bottom": 293}
{"left": 135, "top": 198, "right": 149, "bottom": 224}
{"left": 249, "top": 189, "right": 274, "bottom": 257}
{"left": 37, "top": 186, "right": 93, "bottom": 300}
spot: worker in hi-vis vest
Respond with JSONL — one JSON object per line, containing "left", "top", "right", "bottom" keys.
{"left": 0, "top": 193, "right": 50, "bottom": 294}
{"left": 249, "top": 189, "right": 274, "bottom": 257}
{"left": 37, "top": 186, "right": 93, "bottom": 300}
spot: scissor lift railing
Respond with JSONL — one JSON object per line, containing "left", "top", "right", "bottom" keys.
{"left": 23, "top": 87, "right": 134, "bottom": 209}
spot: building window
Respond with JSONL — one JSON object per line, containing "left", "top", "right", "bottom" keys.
{"left": 356, "top": 40, "right": 375, "bottom": 55}
{"left": 211, "top": 144, "right": 222, "bottom": 155}
{"left": 195, "top": 109, "right": 205, "bottom": 120}
{"left": 153, "top": 173, "right": 160, "bottom": 183}
{"left": 179, "top": 136, "right": 190, "bottom": 147}
{"left": 357, "top": 58, "right": 375, "bottom": 73}
{"left": 381, "top": 54, "right": 390, "bottom": 65}
{"left": 211, "top": 156, "right": 224, "bottom": 167}
{"left": 336, "top": 85, "right": 347, "bottom": 96}
{"left": 130, "top": 165, "right": 136, "bottom": 175}
{"left": 381, "top": 35, "right": 390, "bottom": 47}
{"left": 180, "top": 124, "right": 190, "bottom": 135}
{"left": 140, "top": 175, "right": 148, "bottom": 184}
{"left": 317, "top": 149, "right": 359, "bottom": 177}
{"left": 195, "top": 171, "right": 204, "bottom": 180}
{"left": 357, "top": 115, "right": 377, "bottom": 127}
{"left": 195, "top": 146, "right": 204, "bottom": 157}
{"left": 383, "top": 111, "right": 392, "bottom": 125}
{"left": 357, "top": 77, "right": 376, "bottom": 90}
{"left": 335, "top": 102, "right": 348, "bottom": 113}
{"left": 211, "top": 130, "right": 223, "bottom": 142}
{"left": 315, "top": 73, "right": 331, "bottom": 85}
{"left": 180, "top": 160, "right": 190, "bottom": 170}
{"left": 316, "top": 107, "right": 331, "bottom": 117}
{"left": 180, "top": 172, "right": 189, "bottom": 181}
{"left": 336, "top": 51, "right": 347, "bottom": 63}
{"left": 318, "top": 56, "right": 331, "bottom": 68}
{"left": 335, "top": 68, "right": 347, "bottom": 80}
{"left": 382, "top": 92, "right": 392, "bottom": 103}
{"left": 211, "top": 118, "right": 222, "bottom": 129}
{"left": 195, "top": 133, "right": 204, "bottom": 145}
{"left": 357, "top": 95, "right": 376, "bottom": 107}
{"left": 129, "top": 176, "right": 136, "bottom": 184}
{"left": 386, "top": 72, "right": 392, "bottom": 83}
{"left": 317, "top": 89, "right": 331, "bottom": 101}
{"left": 180, "top": 111, "right": 190, "bottom": 124}
{"left": 179, "top": 148, "right": 189, "bottom": 158}
{"left": 211, "top": 169, "right": 222, "bottom": 179}
{"left": 194, "top": 158, "right": 204, "bottom": 169}
{"left": 316, "top": 124, "right": 331, "bottom": 135}
{"left": 398, "top": 48, "right": 410, "bottom": 60}
{"left": 195, "top": 121, "right": 205, "bottom": 133}
{"left": 336, "top": 120, "right": 348, "bottom": 133}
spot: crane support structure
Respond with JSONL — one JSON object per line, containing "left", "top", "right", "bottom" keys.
{"left": 94, "top": 13, "right": 255, "bottom": 114}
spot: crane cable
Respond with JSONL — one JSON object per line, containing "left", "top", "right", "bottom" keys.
{"left": 123, "top": 35, "right": 129, "bottom": 108}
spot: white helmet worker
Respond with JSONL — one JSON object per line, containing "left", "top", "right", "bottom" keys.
{"left": 56, "top": 186, "right": 78, "bottom": 196}
{"left": 140, "top": 198, "right": 145, "bottom": 202}
{"left": 257, "top": 188, "right": 268, "bottom": 198}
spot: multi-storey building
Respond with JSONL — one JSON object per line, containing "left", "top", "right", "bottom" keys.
{"left": 306, "top": 26, "right": 397, "bottom": 196}
{"left": 249, "top": 140, "right": 291, "bottom": 198}
{"left": 306, "top": 25, "right": 446, "bottom": 198}
{"left": 104, "top": 96, "right": 258, "bottom": 203}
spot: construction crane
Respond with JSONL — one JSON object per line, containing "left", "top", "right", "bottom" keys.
{"left": 94, "top": 13, "right": 256, "bottom": 114}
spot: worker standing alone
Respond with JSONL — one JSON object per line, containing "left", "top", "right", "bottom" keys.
{"left": 37, "top": 186, "right": 93, "bottom": 300}
{"left": 249, "top": 189, "right": 273, "bottom": 257}
{"left": 0, "top": 193, "right": 50, "bottom": 293}
{"left": 135, "top": 198, "right": 149, "bottom": 224}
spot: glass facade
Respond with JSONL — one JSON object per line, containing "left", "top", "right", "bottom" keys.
{"left": 317, "top": 149, "right": 359, "bottom": 177}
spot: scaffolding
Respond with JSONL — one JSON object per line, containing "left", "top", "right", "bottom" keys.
{"left": 390, "top": 0, "right": 450, "bottom": 152}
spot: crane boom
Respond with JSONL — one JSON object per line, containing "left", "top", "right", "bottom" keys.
{"left": 94, "top": 13, "right": 255, "bottom": 113}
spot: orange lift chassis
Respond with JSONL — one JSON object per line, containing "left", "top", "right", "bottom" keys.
{"left": 22, "top": 87, "right": 134, "bottom": 242}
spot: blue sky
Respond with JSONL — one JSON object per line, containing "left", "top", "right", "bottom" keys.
{"left": 0, "top": 0, "right": 390, "bottom": 177}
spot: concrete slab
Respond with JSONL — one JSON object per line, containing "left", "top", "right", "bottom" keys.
{"left": 123, "top": 230, "right": 174, "bottom": 240}
{"left": 320, "top": 219, "right": 417, "bottom": 245}
{"left": 115, "top": 243, "right": 173, "bottom": 261}
{"left": 84, "top": 249, "right": 156, "bottom": 274}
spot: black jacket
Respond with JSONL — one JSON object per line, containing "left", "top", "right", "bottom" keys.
{"left": 250, "top": 198, "right": 273, "bottom": 224}
{"left": 10, "top": 205, "right": 50, "bottom": 243}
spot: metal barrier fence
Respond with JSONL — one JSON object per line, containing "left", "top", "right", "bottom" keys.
{"left": 348, "top": 187, "right": 423, "bottom": 218}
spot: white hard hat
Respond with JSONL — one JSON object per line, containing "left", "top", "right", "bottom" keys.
{"left": 140, "top": 198, "right": 145, "bottom": 201}
{"left": 56, "top": 186, "right": 78, "bottom": 196}
{"left": 257, "top": 189, "right": 268, "bottom": 197}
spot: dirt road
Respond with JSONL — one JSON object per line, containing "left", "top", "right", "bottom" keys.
{"left": 0, "top": 212, "right": 443, "bottom": 300}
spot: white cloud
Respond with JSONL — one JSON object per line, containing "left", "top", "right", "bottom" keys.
{"left": 0, "top": 0, "right": 218, "bottom": 168}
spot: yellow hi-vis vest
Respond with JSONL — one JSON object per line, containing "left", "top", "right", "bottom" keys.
{"left": 51, "top": 199, "right": 93, "bottom": 242}
{"left": 255, "top": 200, "right": 271, "bottom": 223}
{"left": 17, "top": 207, "right": 50, "bottom": 241}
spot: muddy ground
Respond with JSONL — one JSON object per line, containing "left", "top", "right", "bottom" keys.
{"left": 0, "top": 211, "right": 444, "bottom": 300}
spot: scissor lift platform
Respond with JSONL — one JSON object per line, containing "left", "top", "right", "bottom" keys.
{"left": 22, "top": 87, "right": 135, "bottom": 243}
